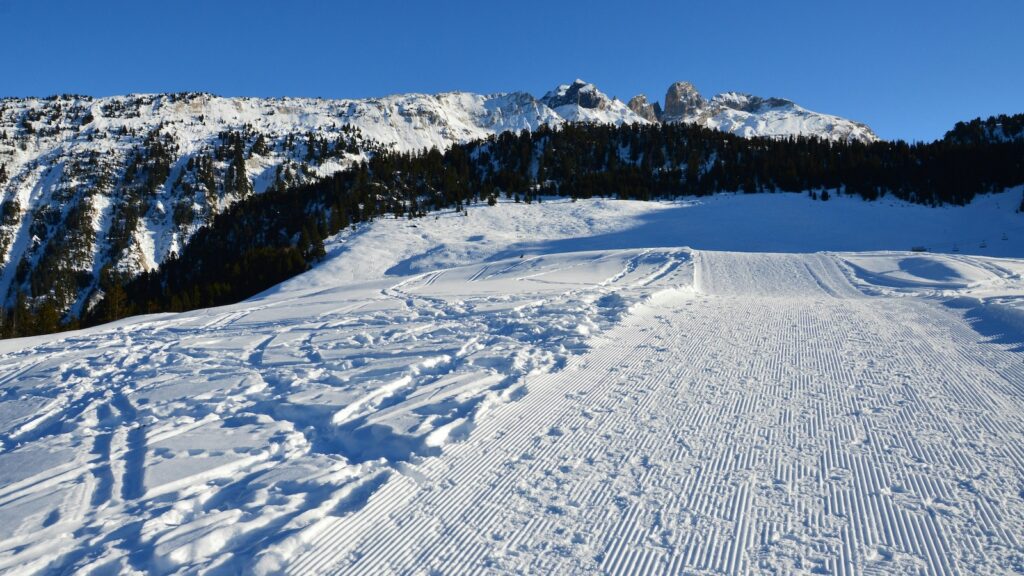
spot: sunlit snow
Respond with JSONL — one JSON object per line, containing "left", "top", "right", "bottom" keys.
{"left": 2, "top": 190, "right": 1024, "bottom": 573}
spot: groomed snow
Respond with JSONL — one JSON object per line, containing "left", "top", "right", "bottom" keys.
{"left": 2, "top": 190, "right": 1024, "bottom": 574}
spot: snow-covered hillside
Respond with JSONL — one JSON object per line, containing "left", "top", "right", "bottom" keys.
{"left": 0, "top": 80, "right": 879, "bottom": 318}
{"left": 0, "top": 90, "right": 560, "bottom": 315}
{"left": 2, "top": 191, "right": 1024, "bottom": 573}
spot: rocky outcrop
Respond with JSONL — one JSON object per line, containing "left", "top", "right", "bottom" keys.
{"left": 712, "top": 93, "right": 794, "bottom": 114}
{"left": 540, "top": 79, "right": 610, "bottom": 110}
{"left": 627, "top": 95, "right": 663, "bottom": 123}
{"left": 624, "top": 81, "right": 877, "bottom": 143}
{"left": 540, "top": 80, "right": 649, "bottom": 125}
{"left": 662, "top": 81, "right": 707, "bottom": 122}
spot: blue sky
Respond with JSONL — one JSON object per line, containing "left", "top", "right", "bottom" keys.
{"left": 1, "top": 0, "right": 1020, "bottom": 142}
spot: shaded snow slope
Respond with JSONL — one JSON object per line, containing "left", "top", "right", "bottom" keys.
{"left": 2, "top": 193, "right": 1024, "bottom": 573}
{"left": 286, "top": 187, "right": 1024, "bottom": 293}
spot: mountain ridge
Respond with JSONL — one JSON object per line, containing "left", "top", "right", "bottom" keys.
{"left": 630, "top": 81, "right": 878, "bottom": 143}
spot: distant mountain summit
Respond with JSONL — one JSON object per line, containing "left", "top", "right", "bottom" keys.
{"left": 662, "top": 81, "right": 707, "bottom": 121}
{"left": 629, "top": 81, "right": 878, "bottom": 143}
{"left": 537, "top": 79, "right": 877, "bottom": 144}
{"left": 539, "top": 79, "right": 648, "bottom": 125}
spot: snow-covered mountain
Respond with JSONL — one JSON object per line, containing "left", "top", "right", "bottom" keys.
{"left": 538, "top": 79, "right": 878, "bottom": 144}
{"left": 0, "top": 81, "right": 877, "bottom": 317}
{"left": 630, "top": 81, "right": 878, "bottom": 143}
{"left": 539, "top": 80, "right": 648, "bottom": 125}
{"left": 0, "top": 91, "right": 562, "bottom": 316}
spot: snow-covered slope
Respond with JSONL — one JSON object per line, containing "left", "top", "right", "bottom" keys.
{"left": 2, "top": 191, "right": 1024, "bottom": 573}
{"left": 630, "top": 81, "right": 879, "bottom": 143}
{"left": 0, "top": 81, "right": 881, "bottom": 318}
{"left": 0, "top": 90, "right": 570, "bottom": 315}
{"left": 698, "top": 91, "right": 878, "bottom": 142}
{"left": 331, "top": 90, "right": 563, "bottom": 152}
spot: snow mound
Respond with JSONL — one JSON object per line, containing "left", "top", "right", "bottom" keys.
{"left": 842, "top": 254, "right": 1007, "bottom": 291}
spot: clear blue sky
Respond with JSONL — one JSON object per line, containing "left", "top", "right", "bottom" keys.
{"left": 2, "top": 0, "right": 1021, "bottom": 142}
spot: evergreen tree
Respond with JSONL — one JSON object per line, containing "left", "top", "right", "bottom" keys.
{"left": 251, "top": 133, "right": 270, "bottom": 156}
{"left": 99, "top": 266, "right": 128, "bottom": 323}
{"left": 35, "top": 298, "right": 61, "bottom": 334}
{"left": 12, "top": 291, "right": 31, "bottom": 337}
{"left": 228, "top": 133, "right": 251, "bottom": 197}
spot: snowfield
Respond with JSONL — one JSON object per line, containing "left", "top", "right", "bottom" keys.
{"left": 2, "top": 191, "right": 1024, "bottom": 574}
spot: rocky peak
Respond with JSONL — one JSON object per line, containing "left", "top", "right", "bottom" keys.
{"left": 541, "top": 79, "right": 610, "bottom": 111}
{"left": 627, "top": 95, "right": 663, "bottom": 123}
{"left": 712, "top": 92, "right": 795, "bottom": 113}
{"left": 663, "top": 81, "right": 707, "bottom": 121}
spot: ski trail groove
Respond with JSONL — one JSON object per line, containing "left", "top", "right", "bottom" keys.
{"left": 288, "top": 251, "right": 1024, "bottom": 575}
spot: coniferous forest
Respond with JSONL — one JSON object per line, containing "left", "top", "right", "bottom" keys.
{"left": 4, "top": 114, "right": 1024, "bottom": 337}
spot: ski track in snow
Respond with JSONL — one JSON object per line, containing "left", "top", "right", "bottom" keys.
{"left": 287, "top": 252, "right": 1024, "bottom": 575}
{"left": 2, "top": 195, "right": 1024, "bottom": 573}
{"left": 0, "top": 247, "right": 692, "bottom": 574}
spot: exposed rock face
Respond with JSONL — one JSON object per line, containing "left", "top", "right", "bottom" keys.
{"left": 627, "top": 95, "right": 663, "bottom": 123}
{"left": 540, "top": 80, "right": 649, "bottom": 125}
{"left": 540, "top": 79, "right": 610, "bottom": 110}
{"left": 637, "top": 81, "right": 877, "bottom": 143}
{"left": 713, "top": 93, "right": 794, "bottom": 114}
{"left": 662, "top": 81, "right": 707, "bottom": 121}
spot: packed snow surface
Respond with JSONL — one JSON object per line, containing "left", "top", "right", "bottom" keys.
{"left": 3, "top": 191, "right": 1024, "bottom": 573}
